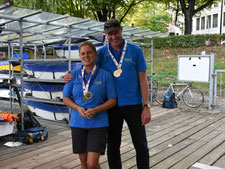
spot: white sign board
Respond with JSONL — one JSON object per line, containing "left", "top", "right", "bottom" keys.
{"left": 178, "top": 55, "right": 210, "bottom": 83}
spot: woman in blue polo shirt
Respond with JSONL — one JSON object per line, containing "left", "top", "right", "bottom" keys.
{"left": 63, "top": 42, "right": 117, "bottom": 169}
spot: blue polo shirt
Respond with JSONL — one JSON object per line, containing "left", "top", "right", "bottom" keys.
{"left": 97, "top": 41, "right": 147, "bottom": 106}
{"left": 63, "top": 66, "right": 116, "bottom": 129}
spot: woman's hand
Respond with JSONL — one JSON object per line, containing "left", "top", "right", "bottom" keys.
{"left": 85, "top": 108, "right": 97, "bottom": 119}
{"left": 77, "top": 106, "right": 89, "bottom": 118}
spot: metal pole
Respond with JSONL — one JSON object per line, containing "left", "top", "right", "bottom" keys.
{"left": 68, "top": 26, "right": 72, "bottom": 122}
{"left": 150, "top": 39, "right": 154, "bottom": 105}
{"left": 34, "top": 44, "right": 37, "bottom": 60}
{"left": 19, "top": 20, "right": 25, "bottom": 130}
{"left": 8, "top": 43, "right": 13, "bottom": 112}
{"left": 220, "top": 0, "right": 224, "bottom": 35}
{"left": 209, "top": 53, "right": 215, "bottom": 110}
{"left": 213, "top": 70, "right": 218, "bottom": 109}
{"left": 68, "top": 27, "right": 71, "bottom": 71}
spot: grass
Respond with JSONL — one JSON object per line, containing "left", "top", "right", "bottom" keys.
{"left": 143, "top": 45, "right": 225, "bottom": 90}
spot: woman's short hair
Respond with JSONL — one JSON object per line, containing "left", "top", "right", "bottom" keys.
{"left": 79, "top": 41, "right": 97, "bottom": 53}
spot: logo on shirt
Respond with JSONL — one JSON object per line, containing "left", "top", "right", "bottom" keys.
{"left": 95, "top": 81, "right": 102, "bottom": 85}
{"left": 124, "top": 58, "right": 132, "bottom": 61}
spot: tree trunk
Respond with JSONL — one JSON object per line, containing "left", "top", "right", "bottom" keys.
{"left": 184, "top": 13, "right": 193, "bottom": 34}
{"left": 4, "top": 0, "right": 13, "bottom": 6}
{"left": 179, "top": 0, "right": 195, "bottom": 35}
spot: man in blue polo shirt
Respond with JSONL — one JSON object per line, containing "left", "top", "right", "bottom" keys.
{"left": 99, "top": 18, "right": 151, "bottom": 169}
{"left": 64, "top": 19, "right": 151, "bottom": 169}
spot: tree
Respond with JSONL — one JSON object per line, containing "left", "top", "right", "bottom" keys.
{"left": 124, "top": 2, "right": 171, "bottom": 33}
{"left": 179, "top": 0, "right": 216, "bottom": 34}
{"left": 162, "top": 0, "right": 220, "bottom": 34}
{"left": 9, "top": 0, "right": 148, "bottom": 23}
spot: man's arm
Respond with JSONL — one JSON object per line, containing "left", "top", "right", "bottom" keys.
{"left": 138, "top": 71, "right": 151, "bottom": 125}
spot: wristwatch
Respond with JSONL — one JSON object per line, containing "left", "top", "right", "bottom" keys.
{"left": 143, "top": 104, "right": 150, "bottom": 108}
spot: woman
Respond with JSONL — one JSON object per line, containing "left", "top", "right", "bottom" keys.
{"left": 63, "top": 41, "right": 117, "bottom": 169}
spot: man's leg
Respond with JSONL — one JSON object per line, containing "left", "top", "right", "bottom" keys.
{"left": 124, "top": 105, "right": 149, "bottom": 169}
{"left": 107, "top": 106, "right": 124, "bottom": 169}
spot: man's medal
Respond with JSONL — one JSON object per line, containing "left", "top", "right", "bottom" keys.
{"left": 108, "top": 40, "right": 127, "bottom": 78}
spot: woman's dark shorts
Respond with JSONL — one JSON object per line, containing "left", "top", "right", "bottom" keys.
{"left": 71, "top": 127, "right": 108, "bottom": 155}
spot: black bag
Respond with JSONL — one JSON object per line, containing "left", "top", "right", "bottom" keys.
{"left": 15, "top": 127, "right": 48, "bottom": 144}
{"left": 162, "top": 91, "right": 177, "bottom": 109}
{"left": 17, "top": 109, "right": 41, "bottom": 131}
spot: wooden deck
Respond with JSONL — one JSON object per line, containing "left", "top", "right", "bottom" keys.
{"left": 1, "top": 106, "right": 225, "bottom": 169}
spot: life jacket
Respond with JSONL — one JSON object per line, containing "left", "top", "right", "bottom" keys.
{"left": 0, "top": 112, "right": 20, "bottom": 124}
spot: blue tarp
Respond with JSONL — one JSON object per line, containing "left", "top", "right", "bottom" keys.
{"left": 24, "top": 82, "right": 64, "bottom": 91}
{"left": 24, "top": 100, "right": 69, "bottom": 113}
{"left": 23, "top": 62, "right": 82, "bottom": 72}
{"left": 54, "top": 43, "right": 103, "bottom": 50}
{"left": 11, "top": 52, "right": 30, "bottom": 59}
{"left": 0, "top": 52, "right": 30, "bottom": 66}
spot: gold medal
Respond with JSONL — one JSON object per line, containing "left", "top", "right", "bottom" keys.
{"left": 113, "top": 69, "right": 121, "bottom": 77}
{"left": 85, "top": 92, "right": 93, "bottom": 99}
{"left": 117, "top": 68, "right": 122, "bottom": 74}
{"left": 82, "top": 96, "right": 88, "bottom": 101}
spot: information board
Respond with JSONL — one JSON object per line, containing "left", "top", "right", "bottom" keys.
{"left": 178, "top": 55, "right": 210, "bottom": 83}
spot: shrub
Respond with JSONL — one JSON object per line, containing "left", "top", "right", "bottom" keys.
{"left": 140, "top": 33, "right": 225, "bottom": 48}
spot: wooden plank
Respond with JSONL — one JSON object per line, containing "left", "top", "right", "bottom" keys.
{"left": 170, "top": 127, "right": 225, "bottom": 169}
{"left": 150, "top": 117, "right": 225, "bottom": 168}
{"left": 151, "top": 126, "right": 225, "bottom": 169}
{"left": 128, "top": 114, "right": 225, "bottom": 169}
{"left": 213, "top": 155, "right": 225, "bottom": 169}
{"left": 194, "top": 141, "right": 225, "bottom": 166}
{"left": 1, "top": 144, "right": 72, "bottom": 169}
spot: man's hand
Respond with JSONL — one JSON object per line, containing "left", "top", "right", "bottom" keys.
{"left": 141, "top": 108, "right": 151, "bottom": 125}
{"left": 64, "top": 71, "right": 73, "bottom": 83}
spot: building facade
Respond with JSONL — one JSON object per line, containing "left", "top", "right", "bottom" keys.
{"left": 192, "top": 2, "right": 225, "bottom": 35}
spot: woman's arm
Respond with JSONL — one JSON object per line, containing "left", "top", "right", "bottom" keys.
{"left": 85, "top": 98, "right": 116, "bottom": 119}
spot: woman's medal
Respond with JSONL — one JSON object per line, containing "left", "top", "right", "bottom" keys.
{"left": 82, "top": 95, "right": 88, "bottom": 101}
{"left": 85, "top": 91, "right": 93, "bottom": 100}
{"left": 108, "top": 41, "right": 127, "bottom": 78}
{"left": 82, "top": 65, "right": 96, "bottom": 101}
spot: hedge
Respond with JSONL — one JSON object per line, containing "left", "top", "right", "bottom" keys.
{"left": 139, "top": 33, "right": 225, "bottom": 48}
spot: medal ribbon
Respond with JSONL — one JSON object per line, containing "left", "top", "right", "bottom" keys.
{"left": 81, "top": 65, "right": 96, "bottom": 96}
{"left": 107, "top": 40, "right": 127, "bottom": 69}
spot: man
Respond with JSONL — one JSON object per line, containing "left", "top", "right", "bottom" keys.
{"left": 65, "top": 18, "right": 151, "bottom": 169}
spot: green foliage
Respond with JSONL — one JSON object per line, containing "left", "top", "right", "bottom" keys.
{"left": 141, "top": 13, "right": 171, "bottom": 33}
{"left": 143, "top": 33, "right": 225, "bottom": 48}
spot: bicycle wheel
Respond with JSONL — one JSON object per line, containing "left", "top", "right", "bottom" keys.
{"left": 149, "top": 80, "right": 158, "bottom": 101}
{"left": 155, "top": 87, "right": 168, "bottom": 105}
{"left": 182, "top": 88, "right": 204, "bottom": 108}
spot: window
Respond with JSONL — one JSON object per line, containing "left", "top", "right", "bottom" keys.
{"left": 201, "top": 17, "right": 205, "bottom": 29}
{"left": 213, "top": 14, "right": 218, "bottom": 28}
{"left": 214, "top": 3, "right": 218, "bottom": 7}
{"left": 206, "top": 15, "right": 211, "bottom": 28}
{"left": 196, "top": 18, "right": 200, "bottom": 30}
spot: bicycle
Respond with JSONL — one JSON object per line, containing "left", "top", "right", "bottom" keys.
{"left": 154, "top": 81, "right": 204, "bottom": 108}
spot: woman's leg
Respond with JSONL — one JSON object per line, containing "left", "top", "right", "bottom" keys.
{"left": 87, "top": 152, "right": 101, "bottom": 169}
{"left": 79, "top": 153, "right": 88, "bottom": 169}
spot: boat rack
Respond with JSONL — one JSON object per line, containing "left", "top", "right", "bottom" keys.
{"left": 0, "top": 3, "right": 166, "bottom": 129}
